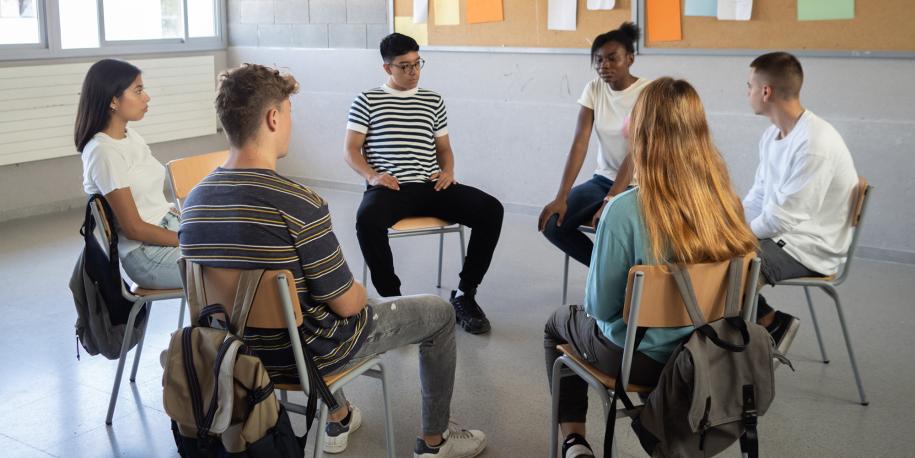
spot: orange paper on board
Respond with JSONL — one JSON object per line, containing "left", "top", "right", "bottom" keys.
{"left": 646, "top": 0, "right": 682, "bottom": 42}
{"left": 467, "top": 0, "right": 504, "bottom": 24}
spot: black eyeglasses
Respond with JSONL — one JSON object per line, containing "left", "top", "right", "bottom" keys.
{"left": 392, "top": 58, "right": 425, "bottom": 74}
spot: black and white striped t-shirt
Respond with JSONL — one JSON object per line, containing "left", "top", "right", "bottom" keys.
{"left": 347, "top": 84, "right": 448, "bottom": 183}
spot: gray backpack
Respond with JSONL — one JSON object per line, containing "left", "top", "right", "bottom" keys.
{"left": 612, "top": 258, "right": 791, "bottom": 458}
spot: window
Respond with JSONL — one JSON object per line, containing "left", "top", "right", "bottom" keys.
{"left": 59, "top": 0, "right": 100, "bottom": 49}
{"left": 0, "top": 0, "right": 40, "bottom": 45}
{"left": 103, "top": 0, "right": 184, "bottom": 41}
{"left": 1, "top": 0, "right": 224, "bottom": 59}
{"left": 188, "top": 0, "right": 217, "bottom": 38}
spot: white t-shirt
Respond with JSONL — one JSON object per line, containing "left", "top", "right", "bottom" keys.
{"left": 577, "top": 77, "right": 652, "bottom": 182}
{"left": 743, "top": 111, "right": 859, "bottom": 275}
{"left": 81, "top": 127, "right": 173, "bottom": 258}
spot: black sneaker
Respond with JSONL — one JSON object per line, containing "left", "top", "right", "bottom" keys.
{"left": 766, "top": 310, "right": 801, "bottom": 354}
{"left": 562, "top": 433, "right": 595, "bottom": 458}
{"left": 450, "top": 290, "right": 491, "bottom": 334}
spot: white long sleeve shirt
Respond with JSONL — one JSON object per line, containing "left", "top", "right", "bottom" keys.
{"left": 743, "top": 110, "right": 858, "bottom": 275}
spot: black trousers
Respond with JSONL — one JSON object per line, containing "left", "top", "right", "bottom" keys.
{"left": 544, "top": 305, "right": 665, "bottom": 423}
{"left": 355, "top": 182, "right": 504, "bottom": 297}
{"left": 756, "top": 238, "right": 825, "bottom": 319}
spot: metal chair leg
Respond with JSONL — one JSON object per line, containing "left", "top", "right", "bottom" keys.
{"left": 437, "top": 232, "right": 444, "bottom": 288}
{"left": 549, "top": 357, "right": 565, "bottom": 458}
{"left": 279, "top": 389, "right": 287, "bottom": 403}
{"left": 129, "top": 300, "right": 155, "bottom": 382}
{"left": 562, "top": 254, "right": 570, "bottom": 305}
{"left": 106, "top": 300, "right": 147, "bottom": 425}
{"left": 803, "top": 286, "right": 829, "bottom": 364}
{"left": 378, "top": 360, "right": 396, "bottom": 458}
{"left": 363, "top": 260, "right": 368, "bottom": 286}
{"left": 313, "top": 402, "right": 330, "bottom": 458}
{"left": 177, "top": 297, "right": 186, "bottom": 329}
{"left": 822, "top": 286, "right": 868, "bottom": 405}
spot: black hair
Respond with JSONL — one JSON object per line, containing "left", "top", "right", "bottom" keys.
{"left": 379, "top": 33, "right": 419, "bottom": 62}
{"left": 74, "top": 59, "right": 141, "bottom": 153}
{"left": 750, "top": 52, "right": 804, "bottom": 100}
{"left": 591, "top": 22, "right": 640, "bottom": 59}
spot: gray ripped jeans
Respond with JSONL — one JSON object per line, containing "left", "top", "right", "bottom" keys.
{"left": 330, "top": 294, "right": 456, "bottom": 436}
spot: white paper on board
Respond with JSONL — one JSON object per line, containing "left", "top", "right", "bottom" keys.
{"left": 587, "top": 0, "right": 616, "bottom": 10}
{"left": 717, "top": 0, "right": 752, "bottom": 20}
{"left": 413, "top": 0, "right": 429, "bottom": 23}
{"left": 548, "top": 0, "right": 578, "bottom": 31}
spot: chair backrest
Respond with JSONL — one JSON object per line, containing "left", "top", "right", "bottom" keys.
{"left": 165, "top": 150, "right": 230, "bottom": 209}
{"left": 622, "top": 252, "right": 758, "bottom": 328}
{"left": 89, "top": 199, "right": 113, "bottom": 259}
{"left": 186, "top": 263, "right": 303, "bottom": 330}
{"left": 835, "top": 176, "right": 872, "bottom": 284}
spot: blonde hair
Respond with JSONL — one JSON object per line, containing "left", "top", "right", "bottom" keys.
{"left": 628, "top": 77, "right": 757, "bottom": 264}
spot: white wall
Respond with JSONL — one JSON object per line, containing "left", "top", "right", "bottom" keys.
{"left": 0, "top": 52, "right": 229, "bottom": 222}
{"left": 230, "top": 47, "right": 914, "bottom": 263}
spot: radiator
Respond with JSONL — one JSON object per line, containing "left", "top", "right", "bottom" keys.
{"left": 0, "top": 54, "right": 217, "bottom": 166}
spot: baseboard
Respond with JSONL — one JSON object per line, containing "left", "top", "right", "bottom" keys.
{"left": 854, "top": 246, "right": 915, "bottom": 265}
{"left": 0, "top": 196, "right": 85, "bottom": 223}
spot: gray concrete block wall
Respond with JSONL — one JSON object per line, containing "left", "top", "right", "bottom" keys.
{"left": 228, "top": 0, "right": 388, "bottom": 49}
{"left": 228, "top": 46, "right": 915, "bottom": 264}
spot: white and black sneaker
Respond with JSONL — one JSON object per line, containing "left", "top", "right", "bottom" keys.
{"left": 766, "top": 311, "right": 801, "bottom": 355}
{"left": 562, "top": 433, "right": 595, "bottom": 458}
{"left": 413, "top": 423, "right": 487, "bottom": 458}
{"left": 323, "top": 405, "right": 362, "bottom": 454}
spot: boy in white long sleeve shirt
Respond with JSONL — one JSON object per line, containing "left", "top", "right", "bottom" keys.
{"left": 744, "top": 52, "right": 858, "bottom": 353}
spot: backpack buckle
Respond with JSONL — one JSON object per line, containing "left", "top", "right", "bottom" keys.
{"left": 742, "top": 384, "right": 758, "bottom": 423}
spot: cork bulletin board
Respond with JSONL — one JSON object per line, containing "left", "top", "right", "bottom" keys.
{"left": 638, "top": 0, "right": 915, "bottom": 57}
{"left": 392, "top": 0, "right": 634, "bottom": 51}
{"left": 392, "top": 0, "right": 915, "bottom": 57}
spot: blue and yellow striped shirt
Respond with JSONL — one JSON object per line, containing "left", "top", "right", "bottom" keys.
{"left": 179, "top": 168, "right": 370, "bottom": 381}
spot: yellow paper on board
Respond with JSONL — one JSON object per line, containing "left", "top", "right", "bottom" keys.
{"left": 434, "top": 0, "right": 460, "bottom": 25}
{"left": 394, "top": 16, "right": 429, "bottom": 45}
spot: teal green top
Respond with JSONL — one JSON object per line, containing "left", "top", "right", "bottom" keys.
{"left": 584, "top": 188, "right": 693, "bottom": 363}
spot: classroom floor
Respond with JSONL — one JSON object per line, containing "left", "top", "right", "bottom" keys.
{"left": 1, "top": 186, "right": 914, "bottom": 458}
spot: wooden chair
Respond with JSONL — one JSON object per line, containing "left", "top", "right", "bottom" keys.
{"left": 165, "top": 150, "right": 230, "bottom": 210}
{"left": 774, "top": 176, "right": 873, "bottom": 405}
{"left": 362, "top": 216, "right": 466, "bottom": 289}
{"left": 548, "top": 253, "right": 761, "bottom": 458}
{"left": 88, "top": 200, "right": 186, "bottom": 425}
{"left": 187, "top": 262, "right": 395, "bottom": 458}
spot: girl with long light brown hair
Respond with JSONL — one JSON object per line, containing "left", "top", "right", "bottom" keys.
{"left": 544, "top": 78, "right": 757, "bottom": 457}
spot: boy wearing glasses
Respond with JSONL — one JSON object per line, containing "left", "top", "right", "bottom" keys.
{"left": 345, "top": 33, "right": 504, "bottom": 335}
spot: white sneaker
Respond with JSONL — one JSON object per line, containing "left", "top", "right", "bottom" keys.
{"left": 323, "top": 405, "right": 362, "bottom": 454}
{"left": 413, "top": 423, "right": 487, "bottom": 458}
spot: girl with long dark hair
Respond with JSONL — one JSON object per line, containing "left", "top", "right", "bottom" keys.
{"left": 77, "top": 59, "right": 181, "bottom": 289}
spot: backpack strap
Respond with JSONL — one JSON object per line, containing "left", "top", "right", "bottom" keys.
{"left": 723, "top": 256, "right": 744, "bottom": 319}
{"left": 182, "top": 261, "right": 211, "bottom": 323}
{"left": 181, "top": 327, "right": 208, "bottom": 438}
{"left": 228, "top": 269, "right": 264, "bottom": 338}
{"left": 739, "top": 384, "right": 759, "bottom": 458}
{"left": 668, "top": 263, "right": 750, "bottom": 353}
{"left": 667, "top": 263, "right": 708, "bottom": 328}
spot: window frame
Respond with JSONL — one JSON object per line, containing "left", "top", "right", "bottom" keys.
{"left": 0, "top": 0, "right": 226, "bottom": 61}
